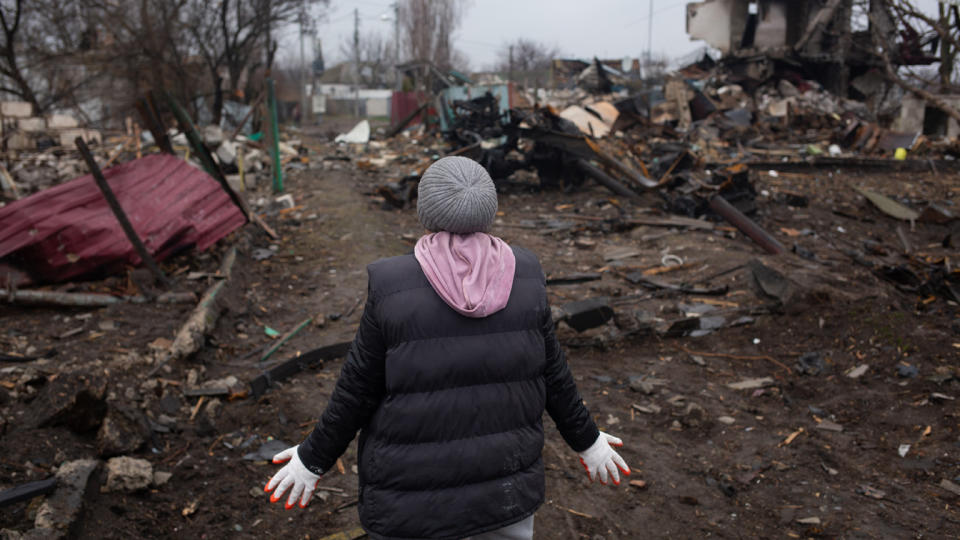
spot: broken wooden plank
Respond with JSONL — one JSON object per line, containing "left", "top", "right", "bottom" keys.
{"left": 250, "top": 341, "right": 353, "bottom": 397}
{"left": 0, "top": 289, "right": 196, "bottom": 307}
{"left": 546, "top": 273, "right": 602, "bottom": 286}
{"left": 625, "top": 274, "right": 728, "bottom": 296}
{"left": 147, "top": 247, "right": 236, "bottom": 377}
{"left": 0, "top": 477, "right": 57, "bottom": 508}
{"left": 626, "top": 215, "right": 714, "bottom": 230}
{"left": 727, "top": 377, "right": 774, "bottom": 390}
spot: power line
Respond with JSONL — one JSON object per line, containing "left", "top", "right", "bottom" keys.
{"left": 458, "top": 38, "right": 502, "bottom": 50}
{"left": 623, "top": 0, "right": 687, "bottom": 27}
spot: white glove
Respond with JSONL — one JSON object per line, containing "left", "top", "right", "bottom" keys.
{"left": 264, "top": 445, "right": 322, "bottom": 509}
{"left": 578, "top": 432, "right": 630, "bottom": 486}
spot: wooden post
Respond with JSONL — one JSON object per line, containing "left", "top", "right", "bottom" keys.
{"left": 267, "top": 78, "right": 283, "bottom": 192}
{"left": 135, "top": 92, "right": 174, "bottom": 155}
{"left": 75, "top": 137, "right": 171, "bottom": 287}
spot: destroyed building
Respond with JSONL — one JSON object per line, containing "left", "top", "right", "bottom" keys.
{"left": 686, "top": 0, "right": 937, "bottom": 98}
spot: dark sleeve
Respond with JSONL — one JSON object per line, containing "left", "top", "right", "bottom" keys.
{"left": 297, "top": 284, "right": 386, "bottom": 475}
{"left": 541, "top": 295, "right": 600, "bottom": 453}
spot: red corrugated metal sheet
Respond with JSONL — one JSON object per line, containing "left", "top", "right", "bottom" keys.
{"left": 391, "top": 91, "right": 428, "bottom": 126}
{"left": 0, "top": 154, "right": 246, "bottom": 284}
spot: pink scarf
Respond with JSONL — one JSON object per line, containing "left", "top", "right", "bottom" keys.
{"left": 414, "top": 232, "right": 516, "bottom": 318}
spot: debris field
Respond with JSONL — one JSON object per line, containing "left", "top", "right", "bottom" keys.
{"left": 1, "top": 7, "right": 960, "bottom": 538}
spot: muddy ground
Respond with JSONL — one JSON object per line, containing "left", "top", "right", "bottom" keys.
{"left": 1, "top": 130, "right": 959, "bottom": 539}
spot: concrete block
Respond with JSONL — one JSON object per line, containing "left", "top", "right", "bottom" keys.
{"left": 104, "top": 456, "right": 153, "bottom": 492}
{"left": 202, "top": 125, "right": 223, "bottom": 146}
{"left": 562, "top": 297, "right": 614, "bottom": 332}
{"left": 33, "top": 459, "right": 100, "bottom": 537}
{"left": 217, "top": 141, "right": 237, "bottom": 166}
{"left": 59, "top": 129, "right": 102, "bottom": 148}
{"left": 17, "top": 117, "right": 46, "bottom": 132}
{"left": 7, "top": 132, "right": 35, "bottom": 151}
{"left": 1, "top": 101, "right": 33, "bottom": 118}
{"left": 46, "top": 114, "right": 79, "bottom": 129}
{"left": 225, "top": 174, "right": 243, "bottom": 193}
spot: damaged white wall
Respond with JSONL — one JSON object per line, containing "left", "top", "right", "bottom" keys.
{"left": 896, "top": 95, "right": 960, "bottom": 139}
{"left": 754, "top": 1, "right": 788, "bottom": 49}
{"left": 686, "top": 0, "right": 743, "bottom": 54}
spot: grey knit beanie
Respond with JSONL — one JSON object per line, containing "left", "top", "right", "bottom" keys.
{"left": 417, "top": 156, "right": 498, "bottom": 233}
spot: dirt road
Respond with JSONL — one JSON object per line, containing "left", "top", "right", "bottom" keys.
{"left": 2, "top": 141, "right": 959, "bottom": 538}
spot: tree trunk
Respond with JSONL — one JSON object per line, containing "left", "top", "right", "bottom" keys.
{"left": 939, "top": 5, "right": 953, "bottom": 88}
{"left": 212, "top": 73, "right": 224, "bottom": 126}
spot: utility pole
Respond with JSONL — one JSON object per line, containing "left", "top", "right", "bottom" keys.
{"left": 394, "top": 2, "right": 400, "bottom": 90}
{"left": 299, "top": 1, "right": 307, "bottom": 126}
{"left": 265, "top": 0, "right": 273, "bottom": 74}
{"left": 647, "top": 0, "right": 654, "bottom": 71}
{"left": 508, "top": 45, "right": 514, "bottom": 83}
{"left": 354, "top": 7, "right": 360, "bottom": 118}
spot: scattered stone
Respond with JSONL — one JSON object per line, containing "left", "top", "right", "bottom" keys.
{"left": 846, "top": 364, "right": 869, "bottom": 379}
{"left": 940, "top": 479, "right": 960, "bottom": 497}
{"left": 629, "top": 378, "right": 656, "bottom": 395}
{"left": 33, "top": 459, "right": 99, "bottom": 537}
{"left": 795, "top": 352, "right": 825, "bottom": 375}
{"left": 796, "top": 517, "right": 821, "bottom": 525}
{"left": 152, "top": 471, "right": 172, "bottom": 488}
{"left": 632, "top": 403, "right": 661, "bottom": 414}
{"left": 574, "top": 238, "right": 596, "bottom": 249}
{"left": 898, "top": 444, "right": 911, "bottom": 458}
{"left": 96, "top": 405, "right": 149, "bottom": 457}
{"left": 857, "top": 485, "right": 885, "bottom": 499}
{"left": 104, "top": 457, "right": 153, "bottom": 492}
{"left": 26, "top": 372, "right": 107, "bottom": 433}
{"left": 159, "top": 392, "right": 182, "bottom": 415}
{"left": 815, "top": 420, "right": 844, "bottom": 433}
{"left": 186, "top": 375, "right": 242, "bottom": 397}
{"left": 205, "top": 398, "right": 223, "bottom": 420}
{"left": 726, "top": 377, "right": 774, "bottom": 390}
{"left": 680, "top": 403, "right": 706, "bottom": 427}
{"left": 718, "top": 416, "right": 736, "bottom": 425}
{"left": 243, "top": 440, "right": 289, "bottom": 462}
{"left": 202, "top": 125, "right": 224, "bottom": 146}
{"left": 561, "top": 298, "right": 614, "bottom": 332}
{"left": 217, "top": 141, "right": 237, "bottom": 166}
{"left": 897, "top": 363, "right": 919, "bottom": 378}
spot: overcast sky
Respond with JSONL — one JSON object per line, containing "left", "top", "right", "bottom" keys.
{"left": 284, "top": 0, "right": 949, "bottom": 71}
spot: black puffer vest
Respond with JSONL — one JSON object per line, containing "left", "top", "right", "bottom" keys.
{"left": 299, "top": 247, "right": 598, "bottom": 539}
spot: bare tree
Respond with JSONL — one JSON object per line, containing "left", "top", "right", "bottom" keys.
{"left": 340, "top": 31, "right": 396, "bottom": 87}
{"left": 0, "top": 0, "right": 102, "bottom": 114}
{"left": 397, "top": 0, "right": 468, "bottom": 71}
{"left": 184, "top": 0, "right": 328, "bottom": 124}
{"left": 496, "top": 38, "right": 558, "bottom": 88}
{"left": 861, "top": 0, "right": 960, "bottom": 124}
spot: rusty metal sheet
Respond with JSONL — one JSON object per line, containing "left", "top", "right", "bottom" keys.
{"left": 0, "top": 154, "right": 246, "bottom": 284}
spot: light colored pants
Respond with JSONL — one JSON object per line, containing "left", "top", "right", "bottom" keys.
{"left": 464, "top": 515, "right": 534, "bottom": 540}
{"left": 366, "top": 515, "right": 534, "bottom": 540}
